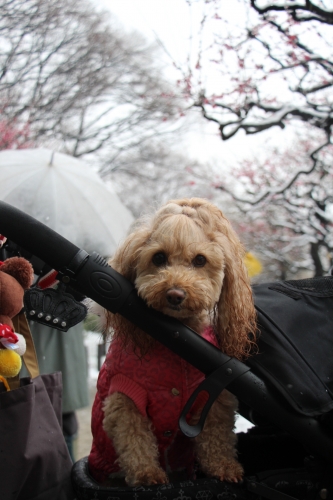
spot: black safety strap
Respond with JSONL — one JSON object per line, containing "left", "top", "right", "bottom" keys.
{"left": 179, "top": 358, "right": 250, "bottom": 437}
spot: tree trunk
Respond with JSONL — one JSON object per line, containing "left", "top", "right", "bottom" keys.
{"left": 310, "top": 242, "right": 324, "bottom": 277}
{"left": 279, "top": 261, "right": 287, "bottom": 281}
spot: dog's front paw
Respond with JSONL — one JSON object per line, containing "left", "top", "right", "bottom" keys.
{"left": 128, "top": 466, "right": 169, "bottom": 486}
{"left": 207, "top": 458, "right": 244, "bottom": 483}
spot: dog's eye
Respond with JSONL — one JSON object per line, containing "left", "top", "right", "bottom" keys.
{"left": 192, "top": 254, "right": 206, "bottom": 267}
{"left": 152, "top": 252, "right": 167, "bottom": 267}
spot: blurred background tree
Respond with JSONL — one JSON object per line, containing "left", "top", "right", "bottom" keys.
{"left": 221, "top": 131, "right": 333, "bottom": 279}
{"left": 0, "top": 117, "right": 32, "bottom": 149}
{"left": 2, "top": 0, "right": 333, "bottom": 280}
{"left": 100, "top": 140, "right": 224, "bottom": 218}
{"left": 0, "top": 0, "right": 181, "bottom": 165}
{"left": 0, "top": 0, "right": 220, "bottom": 227}
{"left": 182, "top": 0, "right": 333, "bottom": 278}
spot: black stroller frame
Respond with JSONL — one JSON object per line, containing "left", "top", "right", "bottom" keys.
{"left": 0, "top": 200, "right": 332, "bottom": 500}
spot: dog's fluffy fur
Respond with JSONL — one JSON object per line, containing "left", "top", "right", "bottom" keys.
{"left": 98, "top": 198, "right": 257, "bottom": 486}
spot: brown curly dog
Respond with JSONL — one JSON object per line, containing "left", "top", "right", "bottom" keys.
{"left": 88, "top": 198, "right": 257, "bottom": 486}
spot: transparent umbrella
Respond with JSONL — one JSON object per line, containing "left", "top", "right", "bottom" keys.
{"left": 0, "top": 148, "right": 134, "bottom": 256}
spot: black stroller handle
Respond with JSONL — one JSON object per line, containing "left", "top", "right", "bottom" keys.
{"left": 1, "top": 200, "right": 333, "bottom": 462}
{"left": 0, "top": 200, "right": 80, "bottom": 271}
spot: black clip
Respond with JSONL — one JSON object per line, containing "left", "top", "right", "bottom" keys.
{"left": 57, "top": 249, "right": 89, "bottom": 283}
{"left": 179, "top": 358, "right": 250, "bottom": 438}
{"left": 24, "top": 284, "right": 87, "bottom": 332}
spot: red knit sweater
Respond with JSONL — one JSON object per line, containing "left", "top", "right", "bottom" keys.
{"left": 88, "top": 327, "right": 217, "bottom": 483}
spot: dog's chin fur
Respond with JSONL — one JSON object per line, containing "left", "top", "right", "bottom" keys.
{"left": 96, "top": 198, "right": 257, "bottom": 486}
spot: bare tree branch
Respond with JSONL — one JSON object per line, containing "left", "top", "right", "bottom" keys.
{"left": 0, "top": 0, "right": 182, "bottom": 161}
{"left": 251, "top": 0, "right": 333, "bottom": 25}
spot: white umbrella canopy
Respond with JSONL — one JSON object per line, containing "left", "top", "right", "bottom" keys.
{"left": 0, "top": 148, "right": 134, "bottom": 256}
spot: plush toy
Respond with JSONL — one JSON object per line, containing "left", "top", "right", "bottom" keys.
{"left": 0, "top": 257, "right": 34, "bottom": 390}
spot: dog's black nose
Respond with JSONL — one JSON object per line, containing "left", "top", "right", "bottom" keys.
{"left": 166, "top": 288, "right": 185, "bottom": 306}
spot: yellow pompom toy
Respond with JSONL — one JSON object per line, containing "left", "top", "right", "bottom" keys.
{"left": 0, "top": 349, "right": 22, "bottom": 378}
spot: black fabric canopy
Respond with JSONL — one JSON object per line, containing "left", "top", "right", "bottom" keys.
{"left": 248, "top": 276, "right": 333, "bottom": 417}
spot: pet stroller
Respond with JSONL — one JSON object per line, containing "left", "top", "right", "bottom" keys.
{"left": 0, "top": 200, "right": 333, "bottom": 500}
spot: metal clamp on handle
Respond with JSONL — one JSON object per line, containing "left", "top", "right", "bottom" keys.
{"left": 179, "top": 359, "right": 250, "bottom": 438}
{"left": 57, "top": 248, "right": 90, "bottom": 282}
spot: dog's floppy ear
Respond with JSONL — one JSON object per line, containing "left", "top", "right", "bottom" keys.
{"left": 213, "top": 217, "right": 257, "bottom": 360}
{"left": 104, "top": 224, "right": 154, "bottom": 353}
{"left": 109, "top": 225, "right": 150, "bottom": 282}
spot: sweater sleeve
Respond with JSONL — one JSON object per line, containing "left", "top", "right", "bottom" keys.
{"left": 109, "top": 373, "right": 148, "bottom": 417}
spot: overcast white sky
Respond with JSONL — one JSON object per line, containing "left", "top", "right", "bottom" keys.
{"left": 99, "top": 0, "right": 198, "bottom": 61}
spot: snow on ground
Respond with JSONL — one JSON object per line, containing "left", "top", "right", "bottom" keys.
{"left": 235, "top": 414, "right": 254, "bottom": 433}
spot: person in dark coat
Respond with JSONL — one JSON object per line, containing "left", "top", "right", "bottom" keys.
{"left": 25, "top": 320, "right": 89, "bottom": 461}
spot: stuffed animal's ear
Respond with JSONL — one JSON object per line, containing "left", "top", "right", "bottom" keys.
{"left": 1, "top": 257, "right": 34, "bottom": 289}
